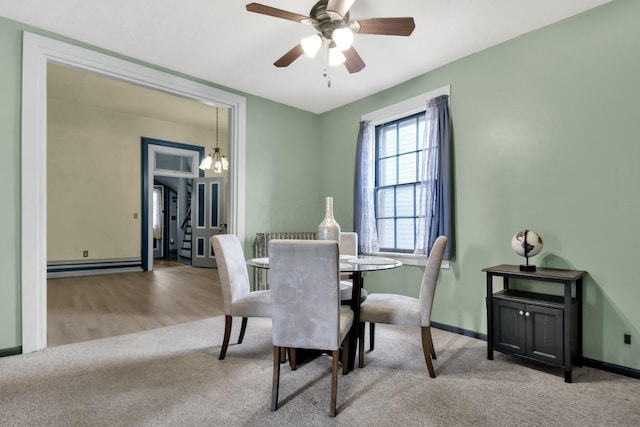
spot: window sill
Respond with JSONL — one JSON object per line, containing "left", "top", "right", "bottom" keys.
{"left": 369, "top": 251, "right": 450, "bottom": 269}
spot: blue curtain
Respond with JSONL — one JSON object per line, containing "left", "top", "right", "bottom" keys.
{"left": 415, "top": 95, "right": 452, "bottom": 259}
{"left": 353, "top": 121, "right": 379, "bottom": 254}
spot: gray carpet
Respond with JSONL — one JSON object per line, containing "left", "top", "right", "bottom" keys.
{"left": 1, "top": 316, "right": 638, "bottom": 426}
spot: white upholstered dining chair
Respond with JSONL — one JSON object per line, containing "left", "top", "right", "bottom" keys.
{"left": 211, "top": 234, "right": 272, "bottom": 360}
{"left": 358, "top": 236, "right": 448, "bottom": 377}
{"left": 268, "top": 239, "right": 354, "bottom": 417}
{"left": 339, "top": 232, "right": 359, "bottom": 301}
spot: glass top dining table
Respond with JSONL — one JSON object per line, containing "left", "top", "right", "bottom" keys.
{"left": 246, "top": 255, "right": 403, "bottom": 372}
{"left": 246, "top": 255, "right": 402, "bottom": 273}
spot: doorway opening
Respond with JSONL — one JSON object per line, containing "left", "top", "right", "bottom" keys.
{"left": 21, "top": 32, "right": 247, "bottom": 353}
{"left": 142, "top": 138, "right": 206, "bottom": 271}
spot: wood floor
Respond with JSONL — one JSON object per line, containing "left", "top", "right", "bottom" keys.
{"left": 47, "top": 264, "right": 224, "bottom": 347}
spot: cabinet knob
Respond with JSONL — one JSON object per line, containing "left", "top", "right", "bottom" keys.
{"left": 525, "top": 311, "right": 531, "bottom": 317}
{"left": 519, "top": 310, "right": 524, "bottom": 316}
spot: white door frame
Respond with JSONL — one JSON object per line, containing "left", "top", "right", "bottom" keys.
{"left": 21, "top": 32, "right": 247, "bottom": 353}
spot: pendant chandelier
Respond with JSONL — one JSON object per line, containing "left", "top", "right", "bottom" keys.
{"left": 199, "top": 108, "right": 228, "bottom": 173}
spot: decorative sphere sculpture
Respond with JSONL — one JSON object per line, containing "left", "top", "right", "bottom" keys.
{"left": 511, "top": 230, "right": 543, "bottom": 271}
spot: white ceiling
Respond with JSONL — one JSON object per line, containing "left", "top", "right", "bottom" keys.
{"left": 1, "top": 0, "right": 611, "bottom": 114}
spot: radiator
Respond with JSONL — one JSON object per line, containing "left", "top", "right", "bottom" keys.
{"left": 253, "top": 232, "right": 317, "bottom": 290}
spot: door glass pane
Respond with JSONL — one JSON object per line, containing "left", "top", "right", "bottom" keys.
{"left": 152, "top": 187, "right": 162, "bottom": 239}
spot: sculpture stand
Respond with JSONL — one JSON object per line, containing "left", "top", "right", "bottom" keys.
{"left": 519, "top": 257, "right": 536, "bottom": 272}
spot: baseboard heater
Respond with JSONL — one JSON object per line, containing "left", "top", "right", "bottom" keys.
{"left": 47, "top": 258, "right": 142, "bottom": 278}
{"left": 253, "top": 232, "right": 317, "bottom": 290}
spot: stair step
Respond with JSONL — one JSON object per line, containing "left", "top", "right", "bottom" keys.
{"left": 180, "top": 249, "right": 192, "bottom": 259}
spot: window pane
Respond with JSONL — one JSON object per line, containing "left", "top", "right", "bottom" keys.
{"left": 378, "top": 219, "right": 395, "bottom": 248}
{"left": 398, "top": 119, "right": 417, "bottom": 154}
{"left": 398, "top": 153, "right": 417, "bottom": 184}
{"left": 380, "top": 126, "right": 397, "bottom": 157}
{"left": 396, "top": 185, "right": 415, "bottom": 217}
{"left": 378, "top": 157, "right": 397, "bottom": 186}
{"left": 396, "top": 218, "right": 415, "bottom": 250}
{"left": 377, "top": 188, "right": 395, "bottom": 218}
{"left": 155, "top": 152, "right": 193, "bottom": 172}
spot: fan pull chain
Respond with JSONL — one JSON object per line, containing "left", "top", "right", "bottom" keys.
{"left": 323, "top": 42, "right": 331, "bottom": 88}
{"left": 324, "top": 68, "right": 331, "bottom": 87}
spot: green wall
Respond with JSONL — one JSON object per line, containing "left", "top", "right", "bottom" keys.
{"left": 0, "top": 17, "right": 23, "bottom": 351}
{"left": 2, "top": 0, "right": 639, "bottom": 371}
{"left": 320, "top": 0, "right": 640, "bottom": 370}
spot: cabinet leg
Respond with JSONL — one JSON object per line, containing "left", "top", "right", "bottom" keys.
{"left": 564, "top": 368, "right": 572, "bottom": 383}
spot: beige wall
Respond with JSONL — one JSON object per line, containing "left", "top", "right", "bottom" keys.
{"left": 47, "top": 89, "right": 226, "bottom": 261}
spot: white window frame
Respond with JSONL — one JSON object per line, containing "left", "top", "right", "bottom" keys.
{"left": 362, "top": 85, "right": 451, "bottom": 268}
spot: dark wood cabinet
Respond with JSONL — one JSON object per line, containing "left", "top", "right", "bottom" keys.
{"left": 483, "top": 265, "right": 585, "bottom": 383}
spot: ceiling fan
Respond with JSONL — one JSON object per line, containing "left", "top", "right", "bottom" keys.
{"left": 246, "top": 0, "right": 415, "bottom": 80}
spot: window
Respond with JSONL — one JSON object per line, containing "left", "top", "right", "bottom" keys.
{"left": 357, "top": 86, "right": 451, "bottom": 262}
{"left": 375, "top": 112, "right": 426, "bottom": 252}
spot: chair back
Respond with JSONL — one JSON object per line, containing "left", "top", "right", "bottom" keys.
{"left": 339, "top": 232, "right": 358, "bottom": 256}
{"left": 418, "top": 236, "right": 448, "bottom": 327}
{"left": 211, "top": 234, "right": 251, "bottom": 315}
{"left": 269, "top": 239, "right": 341, "bottom": 351}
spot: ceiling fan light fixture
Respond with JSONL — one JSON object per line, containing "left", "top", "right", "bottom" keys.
{"left": 332, "top": 27, "right": 353, "bottom": 51}
{"left": 301, "top": 34, "right": 322, "bottom": 58}
{"left": 328, "top": 43, "right": 346, "bottom": 66}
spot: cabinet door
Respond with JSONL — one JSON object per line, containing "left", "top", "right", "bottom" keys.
{"left": 525, "top": 304, "right": 564, "bottom": 365}
{"left": 493, "top": 299, "right": 526, "bottom": 355}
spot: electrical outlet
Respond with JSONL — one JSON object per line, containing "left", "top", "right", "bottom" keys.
{"left": 624, "top": 334, "right": 631, "bottom": 345}
{"left": 83, "top": 250, "right": 89, "bottom": 257}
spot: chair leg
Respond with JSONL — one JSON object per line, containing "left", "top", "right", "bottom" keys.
{"left": 358, "top": 322, "right": 365, "bottom": 368}
{"left": 219, "top": 315, "right": 232, "bottom": 360}
{"left": 330, "top": 349, "right": 339, "bottom": 417}
{"left": 288, "top": 348, "right": 297, "bottom": 371}
{"left": 341, "top": 333, "right": 350, "bottom": 375}
{"left": 369, "top": 322, "right": 375, "bottom": 351}
{"left": 271, "top": 346, "right": 280, "bottom": 412}
{"left": 430, "top": 331, "right": 437, "bottom": 360}
{"left": 238, "top": 317, "right": 248, "bottom": 344}
{"left": 421, "top": 326, "right": 436, "bottom": 378}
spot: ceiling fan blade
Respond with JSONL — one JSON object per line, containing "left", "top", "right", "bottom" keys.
{"left": 246, "top": 3, "right": 309, "bottom": 23}
{"left": 326, "top": 0, "right": 356, "bottom": 18}
{"left": 274, "top": 44, "right": 305, "bottom": 68}
{"left": 343, "top": 47, "right": 365, "bottom": 73}
{"left": 353, "top": 17, "right": 416, "bottom": 36}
